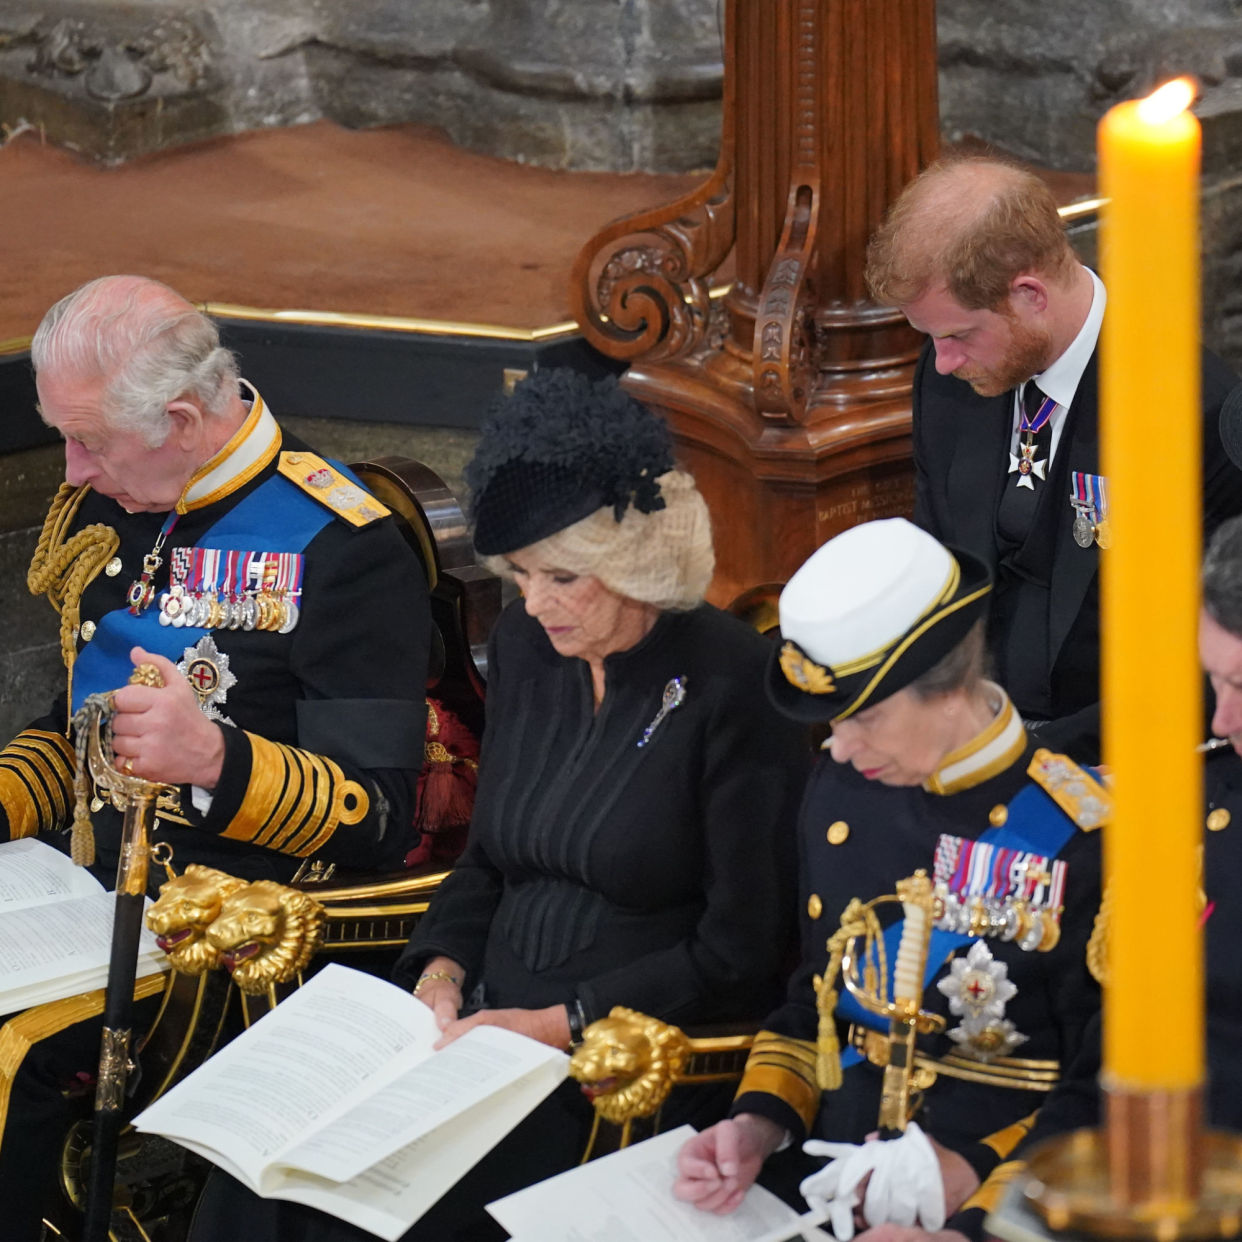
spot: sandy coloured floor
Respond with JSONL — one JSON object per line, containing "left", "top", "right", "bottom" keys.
{"left": 0, "top": 119, "right": 702, "bottom": 339}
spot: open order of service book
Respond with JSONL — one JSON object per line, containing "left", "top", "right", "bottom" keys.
{"left": 0, "top": 837, "right": 165, "bottom": 1014}
{"left": 489, "top": 1126, "right": 829, "bottom": 1242}
{"left": 134, "top": 963, "right": 568, "bottom": 1241}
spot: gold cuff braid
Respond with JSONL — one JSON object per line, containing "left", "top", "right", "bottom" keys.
{"left": 0, "top": 730, "right": 77, "bottom": 840}
{"left": 26, "top": 483, "right": 119, "bottom": 713}
{"left": 736, "top": 1030, "right": 821, "bottom": 1134}
{"left": 221, "top": 733, "right": 370, "bottom": 857}
{"left": 961, "top": 1159, "right": 1027, "bottom": 1214}
{"left": 982, "top": 1111, "right": 1039, "bottom": 1158}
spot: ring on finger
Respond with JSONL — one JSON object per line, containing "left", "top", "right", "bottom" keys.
{"left": 121, "top": 757, "right": 134, "bottom": 775}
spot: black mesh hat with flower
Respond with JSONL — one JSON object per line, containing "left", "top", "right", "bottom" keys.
{"left": 466, "top": 368, "right": 676, "bottom": 557}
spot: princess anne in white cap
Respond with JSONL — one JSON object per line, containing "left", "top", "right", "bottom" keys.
{"left": 676, "top": 517, "right": 1105, "bottom": 1242}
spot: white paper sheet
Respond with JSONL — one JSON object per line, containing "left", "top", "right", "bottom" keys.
{"left": 271, "top": 1057, "right": 568, "bottom": 1241}
{"left": 488, "top": 1126, "right": 811, "bottom": 1242}
{"left": 0, "top": 838, "right": 104, "bottom": 911}
{"left": 0, "top": 889, "right": 164, "bottom": 1014}
{"left": 280, "top": 1023, "right": 568, "bottom": 1183}
{"left": 134, "top": 964, "right": 441, "bottom": 1183}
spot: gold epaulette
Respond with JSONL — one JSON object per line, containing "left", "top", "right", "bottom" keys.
{"left": 0, "top": 729, "right": 77, "bottom": 840}
{"left": 278, "top": 452, "right": 390, "bottom": 528}
{"left": 220, "top": 734, "right": 370, "bottom": 857}
{"left": 735, "top": 1030, "right": 820, "bottom": 1134}
{"left": 1027, "top": 748, "right": 1111, "bottom": 830}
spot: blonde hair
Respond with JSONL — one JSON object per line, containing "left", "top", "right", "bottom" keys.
{"left": 485, "top": 470, "right": 714, "bottom": 611}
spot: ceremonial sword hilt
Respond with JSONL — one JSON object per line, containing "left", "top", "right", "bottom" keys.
{"left": 71, "top": 663, "right": 180, "bottom": 881}
{"left": 839, "top": 871, "right": 946, "bottom": 1133}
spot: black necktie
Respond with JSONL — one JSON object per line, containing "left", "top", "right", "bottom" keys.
{"left": 996, "top": 381, "right": 1053, "bottom": 548}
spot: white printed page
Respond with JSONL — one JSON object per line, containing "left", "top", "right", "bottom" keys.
{"left": 278, "top": 1023, "right": 569, "bottom": 1184}
{"left": 488, "top": 1126, "right": 810, "bottom": 1242}
{"left": 269, "top": 1056, "right": 568, "bottom": 1241}
{"left": 0, "top": 890, "right": 164, "bottom": 1014}
{"left": 0, "top": 839, "right": 104, "bottom": 911}
{"left": 133, "top": 964, "right": 441, "bottom": 1189}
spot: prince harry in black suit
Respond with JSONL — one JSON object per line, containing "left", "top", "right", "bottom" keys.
{"left": 866, "top": 156, "right": 1242, "bottom": 764}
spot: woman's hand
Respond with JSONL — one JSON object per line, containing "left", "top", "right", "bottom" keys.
{"left": 434, "top": 1005, "right": 571, "bottom": 1051}
{"left": 673, "top": 1114, "right": 785, "bottom": 1214}
{"left": 413, "top": 956, "right": 465, "bottom": 1031}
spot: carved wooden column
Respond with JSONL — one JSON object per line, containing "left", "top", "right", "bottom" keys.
{"left": 571, "top": 0, "right": 938, "bottom": 604}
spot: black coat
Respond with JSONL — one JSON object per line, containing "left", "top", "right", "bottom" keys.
{"left": 2, "top": 426, "right": 430, "bottom": 887}
{"left": 912, "top": 340, "right": 1242, "bottom": 763}
{"left": 733, "top": 737, "right": 1102, "bottom": 1188}
{"left": 395, "top": 600, "right": 809, "bottom": 1027}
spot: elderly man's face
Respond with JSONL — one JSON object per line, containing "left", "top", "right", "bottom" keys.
{"left": 1201, "top": 609, "right": 1242, "bottom": 752}
{"left": 902, "top": 280, "right": 1053, "bottom": 398}
{"left": 37, "top": 370, "right": 198, "bottom": 512}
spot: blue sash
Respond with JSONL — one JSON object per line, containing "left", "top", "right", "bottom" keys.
{"left": 71, "top": 462, "right": 361, "bottom": 711}
{"left": 834, "top": 780, "right": 1081, "bottom": 1069}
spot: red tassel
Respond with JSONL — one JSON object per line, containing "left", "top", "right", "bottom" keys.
{"left": 406, "top": 699, "right": 480, "bottom": 867}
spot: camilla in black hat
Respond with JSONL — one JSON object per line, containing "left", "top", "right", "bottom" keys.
{"left": 196, "top": 369, "right": 810, "bottom": 1241}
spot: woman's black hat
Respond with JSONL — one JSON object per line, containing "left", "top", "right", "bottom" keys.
{"left": 466, "top": 369, "right": 675, "bottom": 557}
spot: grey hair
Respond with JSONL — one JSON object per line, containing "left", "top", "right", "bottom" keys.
{"left": 908, "top": 617, "right": 989, "bottom": 700}
{"left": 1204, "top": 516, "right": 1242, "bottom": 637}
{"left": 31, "top": 276, "right": 240, "bottom": 448}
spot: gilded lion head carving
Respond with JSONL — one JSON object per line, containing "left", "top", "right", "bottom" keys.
{"left": 146, "top": 865, "right": 249, "bottom": 974}
{"left": 569, "top": 1006, "right": 690, "bottom": 1125}
{"left": 204, "top": 881, "right": 326, "bottom": 994}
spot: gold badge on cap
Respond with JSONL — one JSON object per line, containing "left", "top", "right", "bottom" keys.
{"left": 779, "top": 642, "right": 835, "bottom": 695}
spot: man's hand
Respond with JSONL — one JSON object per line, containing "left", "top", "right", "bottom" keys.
{"left": 110, "top": 648, "right": 225, "bottom": 789}
{"left": 673, "top": 1114, "right": 785, "bottom": 1215}
{"left": 414, "top": 956, "right": 465, "bottom": 1030}
{"left": 434, "top": 1005, "right": 571, "bottom": 1051}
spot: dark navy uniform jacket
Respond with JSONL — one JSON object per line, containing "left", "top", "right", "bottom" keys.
{"left": 955, "top": 743, "right": 1242, "bottom": 1238}
{"left": 732, "top": 692, "right": 1103, "bottom": 1189}
{"left": 0, "top": 390, "right": 430, "bottom": 889}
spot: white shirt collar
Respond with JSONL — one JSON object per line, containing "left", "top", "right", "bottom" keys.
{"left": 177, "top": 383, "right": 282, "bottom": 513}
{"left": 922, "top": 682, "right": 1028, "bottom": 796}
{"left": 1028, "top": 268, "right": 1106, "bottom": 411}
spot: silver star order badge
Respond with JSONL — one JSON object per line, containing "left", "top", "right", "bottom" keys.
{"left": 1008, "top": 443, "right": 1047, "bottom": 490}
{"left": 177, "top": 635, "right": 237, "bottom": 725}
{"left": 937, "top": 940, "right": 1028, "bottom": 1061}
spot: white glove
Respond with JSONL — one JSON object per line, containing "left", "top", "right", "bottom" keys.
{"left": 798, "top": 1121, "right": 946, "bottom": 1241}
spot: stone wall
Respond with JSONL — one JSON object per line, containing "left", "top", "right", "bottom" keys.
{"left": 0, "top": 0, "right": 724, "bottom": 171}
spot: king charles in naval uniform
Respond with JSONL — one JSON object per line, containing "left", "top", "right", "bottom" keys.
{"left": 675, "top": 518, "right": 1104, "bottom": 1239}
{"left": 0, "top": 275, "right": 431, "bottom": 1238}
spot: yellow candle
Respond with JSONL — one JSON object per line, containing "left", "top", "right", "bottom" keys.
{"left": 1099, "top": 78, "right": 1203, "bottom": 1091}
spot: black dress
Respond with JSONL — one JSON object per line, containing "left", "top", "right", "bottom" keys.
{"left": 192, "top": 600, "right": 809, "bottom": 1241}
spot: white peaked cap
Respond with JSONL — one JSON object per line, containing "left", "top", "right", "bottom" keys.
{"left": 779, "top": 518, "right": 954, "bottom": 670}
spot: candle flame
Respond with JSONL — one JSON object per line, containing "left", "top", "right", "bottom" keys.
{"left": 1136, "top": 77, "right": 1196, "bottom": 124}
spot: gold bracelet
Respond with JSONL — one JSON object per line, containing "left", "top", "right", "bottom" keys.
{"left": 414, "top": 970, "right": 461, "bottom": 994}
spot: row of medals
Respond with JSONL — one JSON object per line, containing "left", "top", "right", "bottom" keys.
{"left": 933, "top": 886, "right": 1061, "bottom": 953}
{"left": 158, "top": 584, "right": 299, "bottom": 634}
{"left": 1072, "top": 506, "right": 1111, "bottom": 550}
